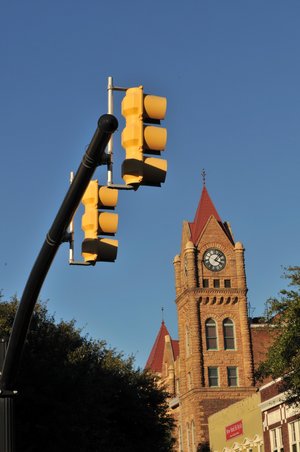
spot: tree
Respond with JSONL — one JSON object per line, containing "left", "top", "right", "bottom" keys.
{"left": 256, "top": 266, "right": 300, "bottom": 405}
{"left": 0, "top": 297, "right": 175, "bottom": 452}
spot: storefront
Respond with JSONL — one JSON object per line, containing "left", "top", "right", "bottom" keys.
{"left": 260, "top": 379, "right": 300, "bottom": 452}
{"left": 209, "top": 392, "right": 264, "bottom": 451}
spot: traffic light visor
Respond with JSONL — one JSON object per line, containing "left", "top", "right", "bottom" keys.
{"left": 144, "top": 95, "right": 167, "bottom": 120}
{"left": 98, "top": 186, "right": 118, "bottom": 209}
{"left": 143, "top": 157, "right": 167, "bottom": 186}
{"left": 82, "top": 238, "right": 118, "bottom": 263}
{"left": 98, "top": 212, "right": 118, "bottom": 235}
{"left": 144, "top": 126, "right": 167, "bottom": 151}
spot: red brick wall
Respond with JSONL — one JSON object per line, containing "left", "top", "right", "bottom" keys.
{"left": 251, "top": 325, "right": 274, "bottom": 367}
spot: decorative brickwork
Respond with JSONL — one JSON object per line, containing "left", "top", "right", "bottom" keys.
{"left": 147, "top": 184, "right": 274, "bottom": 451}
{"left": 170, "top": 187, "right": 256, "bottom": 450}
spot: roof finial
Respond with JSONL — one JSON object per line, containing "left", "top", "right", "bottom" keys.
{"left": 201, "top": 168, "right": 206, "bottom": 186}
{"left": 161, "top": 307, "right": 164, "bottom": 323}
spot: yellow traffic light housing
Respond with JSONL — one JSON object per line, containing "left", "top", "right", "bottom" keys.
{"left": 121, "top": 86, "right": 167, "bottom": 188}
{"left": 81, "top": 180, "right": 118, "bottom": 263}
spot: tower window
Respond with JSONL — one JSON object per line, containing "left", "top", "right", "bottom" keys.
{"left": 227, "top": 366, "right": 238, "bottom": 387}
{"left": 176, "top": 379, "right": 180, "bottom": 396}
{"left": 223, "top": 318, "right": 235, "bottom": 350}
{"left": 224, "top": 279, "right": 231, "bottom": 288}
{"left": 185, "top": 325, "right": 191, "bottom": 357}
{"left": 213, "top": 279, "right": 220, "bottom": 288}
{"left": 205, "top": 318, "right": 218, "bottom": 350}
{"left": 208, "top": 367, "right": 219, "bottom": 387}
{"left": 191, "top": 421, "right": 196, "bottom": 452}
{"left": 186, "top": 422, "right": 191, "bottom": 452}
{"left": 202, "top": 279, "right": 209, "bottom": 288}
{"left": 187, "top": 372, "right": 192, "bottom": 390}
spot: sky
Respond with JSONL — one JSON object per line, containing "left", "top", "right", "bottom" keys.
{"left": 0, "top": 1, "right": 300, "bottom": 370}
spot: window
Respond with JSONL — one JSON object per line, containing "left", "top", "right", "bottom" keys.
{"left": 213, "top": 279, "right": 220, "bottom": 288}
{"left": 188, "top": 372, "right": 192, "bottom": 390}
{"left": 191, "top": 421, "right": 196, "bottom": 452}
{"left": 224, "top": 279, "right": 231, "bottom": 288}
{"left": 176, "top": 379, "right": 180, "bottom": 396}
{"left": 289, "top": 420, "right": 300, "bottom": 452}
{"left": 184, "top": 256, "right": 188, "bottom": 276}
{"left": 223, "top": 318, "right": 235, "bottom": 349}
{"left": 227, "top": 366, "right": 238, "bottom": 387}
{"left": 186, "top": 422, "right": 191, "bottom": 452}
{"left": 178, "top": 425, "right": 183, "bottom": 452}
{"left": 205, "top": 318, "right": 218, "bottom": 350}
{"left": 270, "top": 427, "right": 283, "bottom": 452}
{"left": 186, "top": 325, "right": 191, "bottom": 357}
{"left": 208, "top": 367, "right": 219, "bottom": 387}
{"left": 203, "top": 279, "right": 209, "bottom": 288}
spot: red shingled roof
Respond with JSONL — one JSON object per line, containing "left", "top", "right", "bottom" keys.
{"left": 145, "top": 322, "right": 179, "bottom": 373}
{"left": 171, "top": 339, "right": 179, "bottom": 361}
{"left": 189, "top": 186, "right": 222, "bottom": 245}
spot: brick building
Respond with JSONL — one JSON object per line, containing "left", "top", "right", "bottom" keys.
{"left": 260, "top": 379, "right": 300, "bottom": 452}
{"left": 146, "top": 182, "right": 273, "bottom": 451}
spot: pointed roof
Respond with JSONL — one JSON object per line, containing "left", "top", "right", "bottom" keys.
{"left": 189, "top": 186, "right": 222, "bottom": 244}
{"left": 145, "top": 321, "right": 179, "bottom": 373}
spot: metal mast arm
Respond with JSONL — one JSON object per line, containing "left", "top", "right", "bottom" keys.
{"left": 0, "top": 114, "right": 118, "bottom": 393}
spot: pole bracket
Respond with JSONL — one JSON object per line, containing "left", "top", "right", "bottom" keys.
{"left": 0, "top": 389, "right": 18, "bottom": 398}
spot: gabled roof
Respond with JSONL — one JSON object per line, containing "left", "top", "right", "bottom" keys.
{"left": 145, "top": 321, "right": 179, "bottom": 373}
{"left": 189, "top": 186, "right": 222, "bottom": 245}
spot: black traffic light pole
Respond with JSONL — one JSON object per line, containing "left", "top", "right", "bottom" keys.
{"left": 0, "top": 340, "right": 14, "bottom": 452}
{"left": 0, "top": 114, "right": 118, "bottom": 450}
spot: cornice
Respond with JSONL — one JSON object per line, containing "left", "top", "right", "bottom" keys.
{"left": 175, "top": 287, "right": 247, "bottom": 307}
{"left": 179, "top": 386, "right": 256, "bottom": 401}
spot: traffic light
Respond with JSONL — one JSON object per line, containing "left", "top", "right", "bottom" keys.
{"left": 81, "top": 180, "right": 118, "bottom": 263}
{"left": 121, "top": 86, "right": 167, "bottom": 188}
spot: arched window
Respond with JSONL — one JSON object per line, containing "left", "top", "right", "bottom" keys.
{"left": 205, "top": 318, "right": 218, "bottom": 350}
{"left": 223, "top": 318, "right": 235, "bottom": 349}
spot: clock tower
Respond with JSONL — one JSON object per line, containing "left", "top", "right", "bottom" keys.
{"left": 173, "top": 182, "right": 255, "bottom": 450}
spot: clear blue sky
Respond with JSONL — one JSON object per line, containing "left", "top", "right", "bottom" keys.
{"left": 1, "top": 1, "right": 299, "bottom": 369}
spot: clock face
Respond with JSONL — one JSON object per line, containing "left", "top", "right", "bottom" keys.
{"left": 203, "top": 248, "right": 226, "bottom": 272}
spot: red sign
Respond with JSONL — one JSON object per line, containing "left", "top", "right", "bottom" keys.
{"left": 225, "top": 420, "right": 243, "bottom": 440}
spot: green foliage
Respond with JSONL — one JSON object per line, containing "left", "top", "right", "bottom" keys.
{"left": 0, "top": 299, "right": 175, "bottom": 452}
{"left": 256, "top": 266, "right": 300, "bottom": 405}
